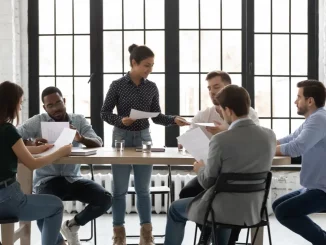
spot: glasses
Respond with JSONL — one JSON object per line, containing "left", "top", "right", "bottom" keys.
{"left": 46, "top": 100, "right": 64, "bottom": 110}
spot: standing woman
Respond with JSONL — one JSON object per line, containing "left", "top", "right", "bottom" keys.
{"left": 0, "top": 81, "right": 72, "bottom": 245}
{"left": 101, "top": 44, "right": 189, "bottom": 245}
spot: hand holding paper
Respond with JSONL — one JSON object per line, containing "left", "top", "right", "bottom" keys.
{"left": 41, "top": 122, "right": 69, "bottom": 143}
{"left": 177, "top": 127, "right": 209, "bottom": 164}
{"left": 35, "top": 128, "right": 76, "bottom": 157}
{"left": 129, "top": 109, "right": 159, "bottom": 120}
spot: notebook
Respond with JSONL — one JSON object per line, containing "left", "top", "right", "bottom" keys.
{"left": 135, "top": 146, "right": 166, "bottom": 152}
{"left": 70, "top": 148, "right": 97, "bottom": 156}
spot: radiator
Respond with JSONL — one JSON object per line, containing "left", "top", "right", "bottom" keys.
{"left": 63, "top": 172, "right": 300, "bottom": 215}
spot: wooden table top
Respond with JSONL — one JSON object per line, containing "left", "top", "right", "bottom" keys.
{"left": 54, "top": 147, "right": 291, "bottom": 166}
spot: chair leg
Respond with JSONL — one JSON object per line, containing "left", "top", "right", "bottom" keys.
{"left": 94, "top": 219, "right": 97, "bottom": 245}
{"left": 245, "top": 228, "right": 250, "bottom": 245}
{"left": 194, "top": 225, "right": 198, "bottom": 245}
{"left": 265, "top": 209, "right": 272, "bottom": 245}
{"left": 251, "top": 227, "right": 260, "bottom": 245}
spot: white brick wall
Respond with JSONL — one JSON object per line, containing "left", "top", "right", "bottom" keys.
{"left": 0, "top": 0, "right": 28, "bottom": 121}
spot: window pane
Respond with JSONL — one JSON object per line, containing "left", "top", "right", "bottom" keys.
{"left": 74, "top": 35, "right": 90, "bottom": 75}
{"left": 254, "top": 77, "right": 271, "bottom": 117}
{"left": 74, "top": 77, "right": 90, "bottom": 117}
{"left": 291, "top": 35, "right": 307, "bottom": 76}
{"left": 104, "top": 122, "right": 113, "bottom": 147}
{"left": 200, "top": 74, "right": 211, "bottom": 110}
{"left": 39, "top": 0, "right": 54, "bottom": 34}
{"left": 56, "top": 36, "right": 73, "bottom": 75}
{"left": 272, "top": 35, "right": 289, "bottom": 75}
{"left": 180, "top": 74, "right": 199, "bottom": 115}
{"left": 201, "top": 31, "right": 221, "bottom": 72}
{"left": 146, "top": 31, "right": 165, "bottom": 72}
{"left": 200, "top": 0, "right": 220, "bottom": 29}
{"left": 104, "top": 31, "right": 123, "bottom": 72}
{"left": 104, "top": 74, "right": 122, "bottom": 98}
{"left": 291, "top": 119, "right": 305, "bottom": 133}
{"left": 56, "top": 77, "right": 73, "bottom": 113}
{"left": 180, "top": 31, "right": 199, "bottom": 72}
{"left": 74, "top": 0, "right": 90, "bottom": 34}
{"left": 255, "top": 35, "right": 271, "bottom": 75}
{"left": 222, "top": 31, "right": 241, "bottom": 72}
{"left": 229, "top": 74, "right": 242, "bottom": 87}
{"left": 260, "top": 119, "right": 271, "bottom": 129}
{"left": 124, "top": 31, "right": 144, "bottom": 72}
{"left": 103, "top": 74, "right": 120, "bottom": 147}
{"left": 272, "top": 0, "right": 289, "bottom": 33}
{"left": 124, "top": 0, "right": 144, "bottom": 29}
{"left": 254, "top": 0, "right": 270, "bottom": 32}
{"left": 103, "top": 0, "right": 122, "bottom": 29}
{"left": 39, "top": 77, "right": 55, "bottom": 112}
{"left": 145, "top": 0, "right": 164, "bottom": 29}
{"left": 222, "top": 0, "right": 241, "bottom": 29}
{"left": 148, "top": 74, "right": 165, "bottom": 113}
{"left": 39, "top": 36, "right": 55, "bottom": 75}
{"left": 149, "top": 120, "right": 165, "bottom": 147}
{"left": 180, "top": 0, "right": 198, "bottom": 29}
{"left": 291, "top": 0, "right": 307, "bottom": 33}
{"left": 291, "top": 77, "right": 306, "bottom": 117}
{"left": 56, "top": 0, "right": 73, "bottom": 34}
{"left": 273, "top": 119, "right": 289, "bottom": 139}
{"left": 272, "top": 77, "right": 289, "bottom": 117}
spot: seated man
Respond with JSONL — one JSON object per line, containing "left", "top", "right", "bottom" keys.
{"left": 179, "top": 70, "right": 260, "bottom": 244}
{"left": 274, "top": 80, "right": 326, "bottom": 245}
{"left": 17, "top": 87, "right": 112, "bottom": 245}
{"left": 164, "top": 85, "right": 276, "bottom": 245}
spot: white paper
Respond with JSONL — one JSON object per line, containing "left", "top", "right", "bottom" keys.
{"left": 129, "top": 109, "right": 159, "bottom": 120}
{"left": 35, "top": 128, "right": 76, "bottom": 157}
{"left": 177, "top": 127, "right": 210, "bottom": 164}
{"left": 195, "top": 123, "right": 216, "bottom": 127}
{"left": 41, "top": 122, "right": 69, "bottom": 143}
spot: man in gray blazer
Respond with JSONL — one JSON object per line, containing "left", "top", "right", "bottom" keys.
{"left": 164, "top": 85, "right": 276, "bottom": 245}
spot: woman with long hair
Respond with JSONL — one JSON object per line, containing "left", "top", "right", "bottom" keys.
{"left": 0, "top": 81, "right": 72, "bottom": 245}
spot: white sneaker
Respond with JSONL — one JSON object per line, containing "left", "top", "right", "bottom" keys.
{"left": 60, "top": 220, "right": 81, "bottom": 245}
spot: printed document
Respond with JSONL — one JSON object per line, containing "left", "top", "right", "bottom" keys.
{"left": 177, "top": 127, "right": 210, "bottom": 164}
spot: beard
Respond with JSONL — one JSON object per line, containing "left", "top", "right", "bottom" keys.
{"left": 297, "top": 106, "right": 308, "bottom": 116}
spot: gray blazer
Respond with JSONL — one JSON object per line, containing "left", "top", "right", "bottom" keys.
{"left": 187, "top": 119, "right": 276, "bottom": 226}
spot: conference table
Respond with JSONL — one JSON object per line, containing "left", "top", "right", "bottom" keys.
{"left": 1, "top": 147, "right": 290, "bottom": 245}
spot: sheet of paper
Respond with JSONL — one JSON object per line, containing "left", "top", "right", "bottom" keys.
{"left": 195, "top": 123, "right": 216, "bottom": 127}
{"left": 35, "top": 128, "right": 76, "bottom": 157}
{"left": 41, "top": 122, "right": 69, "bottom": 143}
{"left": 177, "top": 127, "right": 210, "bottom": 164}
{"left": 129, "top": 109, "right": 159, "bottom": 120}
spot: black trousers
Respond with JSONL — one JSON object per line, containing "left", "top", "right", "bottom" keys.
{"left": 35, "top": 177, "right": 112, "bottom": 226}
{"left": 179, "top": 177, "right": 241, "bottom": 245}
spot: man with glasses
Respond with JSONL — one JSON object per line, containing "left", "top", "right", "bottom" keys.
{"left": 18, "top": 87, "right": 112, "bottom": 245}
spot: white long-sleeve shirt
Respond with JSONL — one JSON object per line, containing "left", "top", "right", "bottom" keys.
{"left": 189, "top": 106, "right": 260, "bottom": 138}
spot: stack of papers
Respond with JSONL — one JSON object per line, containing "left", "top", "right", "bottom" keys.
{"left": 177, "top": 127, "right": 210, "bottom": 164}
{"left": 195, "top": 123, "right": 216, "bottom": 127}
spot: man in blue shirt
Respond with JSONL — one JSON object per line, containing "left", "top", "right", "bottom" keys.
{"left": 274, "top": 80, "right": 326, "bottom": 245}
{"left": 18, "top": 87, "right": 112, "bottom": 245}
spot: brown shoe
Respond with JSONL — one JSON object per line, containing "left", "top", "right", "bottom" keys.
{"left": 113, "top": 226, "right": 126, "bottom": 245}
{"left": 139, "top": 223, "right": 155, "bottom": 245}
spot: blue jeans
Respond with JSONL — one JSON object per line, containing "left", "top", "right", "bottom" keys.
{"left": 111, "top": 127, "right": 153, "bottom": 226}
{"left": 164, "top": 198, "right": 231, "bottom": 245}
{"left": 273, "top": 188, "right": 326, "bottom": 245}
{"left": 0, "top": 181, "right": 63, "bottom": 245}
{"left": 35, "top": 177, "right": 112, "bottom": 244}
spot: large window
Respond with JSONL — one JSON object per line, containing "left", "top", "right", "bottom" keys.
{"left": 29, "top": 0, "right": 319, "bottom": 146}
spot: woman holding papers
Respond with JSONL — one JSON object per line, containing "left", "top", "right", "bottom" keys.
{"left": 101, "top": 44, "right": 189, "bottom": 244}
{"left": 0, "top": 81, "right": 72, "bottom": 245}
